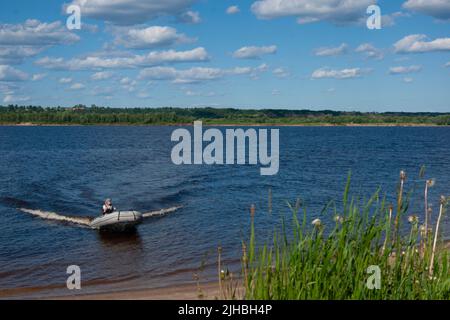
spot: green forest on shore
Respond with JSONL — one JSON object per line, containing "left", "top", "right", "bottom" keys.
{"left": 1, "top": 105, "right": 449, "bottom": 125}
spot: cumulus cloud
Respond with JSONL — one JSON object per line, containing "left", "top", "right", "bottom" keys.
{"left": 35, "top": 47, "right": 209, "bottom": 70}
{"left": 31, "top": 73, "right": 47, "bottom": 81}
{"left": 70, "top": 83, "right": 85, "bottom": 90}
{"left": 0, "top": 83, "right": 17, "bottom": 94}
{"left": 388, "top": 65, "right": 422, "bottom": 75}
{"left": 67, "top": 0, "right": 196, "bottom": 25}
{"left": 445, "top": 62, "right": 450, "bottom": 67}
{"left": 0, "top": 65, "right": 28, "bottom": 81}
{"left": 232, "top": 45, "right": 277, "bottom": 59}
{"left": 311, "top": 67, "right": 366, "bottom": 79}
{"left": 0, "top": 46, "right": 45, "bottom": 65}
{"left": 394, "top": 34, "right": 450, "bottom": 53}
{"left": 314, "top": 43, "right": 348, "bottom": 56}
{"left": 272, "top": 67, "right": 290, "bottom": 78}
{"left": 138, "top": 64, "right": 268, "bottom": 83}
{"left": 139, "top": 66, "right": 221, "bottom": 83}
{"left": 91, "top": 71, "right": 113, "bottom": 80}
{"left": 0, "top": 20, "right": 79, "bottom": 65}
{"left": 355, "top": 43, "right": 384, "bottom": 60}
{"left": 59, "top": 77, "right": 72, "bottom": 83}
{"left": 3, "top": 94, "right": 30, "bottom": 103}
{"left": 184, "top": 90, "right": 216, "bottom": 97}
{"left": 177, "top": 10, "right": 201, "bottom": 24}
{"left": 114, "top": 26, "right": 194, "bottom": 49}
{"left": 251, "top": 0, "right": 374, "bottom": 25}
{"left": 403, "top": 0, "right": 450, "bottom": 21}
{"left": 226, "top": 6, "right": 240, "bottom": 14}
{"left": 0, "top": 19, "right": 79, "bottom": 46}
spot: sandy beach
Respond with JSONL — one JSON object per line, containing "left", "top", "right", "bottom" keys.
{"left": 53, "top": 281, "right": 220, "bottom": 300}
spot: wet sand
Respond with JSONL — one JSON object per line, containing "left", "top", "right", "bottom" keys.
{"left": 53, "top": 281, "right": 220, "bottom": 300}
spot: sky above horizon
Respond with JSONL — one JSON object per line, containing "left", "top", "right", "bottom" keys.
{"left": 0, "top": 0, "right": 449, "bottom": 112}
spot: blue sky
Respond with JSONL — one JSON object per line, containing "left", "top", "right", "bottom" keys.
{"left": 0, "top": 0, "right": 449, "bottom": 111}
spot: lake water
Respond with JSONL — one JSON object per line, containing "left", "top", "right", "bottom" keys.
{"left": 0, "top": 126, "right": 448, "bottom": 298}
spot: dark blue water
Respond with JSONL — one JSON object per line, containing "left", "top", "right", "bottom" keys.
{"left": 0, "top": 126, "right": 448, "bottom": 297}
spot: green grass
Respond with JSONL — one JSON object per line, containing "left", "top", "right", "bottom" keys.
{"left": 237, "top": 173, "right": 449, "bottom": 299}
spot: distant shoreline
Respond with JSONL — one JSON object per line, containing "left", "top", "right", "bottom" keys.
{"left": 1, "top": 122, "right": 449, "bottom": 127}
{"left": 2, "top": 106, "right": 448, "bottom": 126}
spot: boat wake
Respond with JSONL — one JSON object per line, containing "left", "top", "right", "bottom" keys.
{"left": 142, "top": 206, "right": 182, "bottom": 218}
{"left": 18, "top": 205, "right": 182, "bottom": 227}
{"left": 18, "top": 208, "right": 92, "bottom": 226}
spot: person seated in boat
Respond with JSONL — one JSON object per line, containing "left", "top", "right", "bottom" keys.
{"left": 102, "top": 198, "right": 115, "bottom": 215}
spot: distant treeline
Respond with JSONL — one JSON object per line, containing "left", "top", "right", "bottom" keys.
{"left": 0, "top": 104, "right": 449, "bottom": 125}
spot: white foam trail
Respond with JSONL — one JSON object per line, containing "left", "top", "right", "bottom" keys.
{"left": 19, "top": 208, "right": 92, "bottom": 226}
{"left": 142, "top": 206, "right": 182, "bottom": 218}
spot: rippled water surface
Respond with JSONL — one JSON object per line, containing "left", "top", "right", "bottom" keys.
{"left": 0, "top": 126, "right": 448, "bottom": 297}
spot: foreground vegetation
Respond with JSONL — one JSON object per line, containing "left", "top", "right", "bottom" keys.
{"left": 1, "top": 105, "right": 449, "bottom": 125}
{"left": 219, "top": 171, "right": 449, "bottom": 299}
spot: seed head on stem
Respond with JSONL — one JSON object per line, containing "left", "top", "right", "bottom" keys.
{"left": 312, "top": 218, "right": 322, "bottom": 228}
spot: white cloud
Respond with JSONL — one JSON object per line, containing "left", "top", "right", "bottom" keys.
{"left": 0, "top": 19, "right": 79, "bottom": 46}
{"left": 445, "top": 62, "right": 450, "bottom": 67}
{"left": 394, "top": 34, "right": 450, "bottom": 53}
{"left": 120, "top": 77, "right": 136, "bottom": 85}
{"left": 355, "top": 43, "right": 384, "bottom": 60}
{"left": 0, "top": 46, "right": 45, "bottom": 65}
{"left": 232, "top": 45, "right": 277, "bottom": 59}
{"left": 82, "top": 23, "right": 100, "bottom": 33}
{"left": 184, "top": 90, "right": 216, "bottom": 97}
{"left": 3, "top": 94, "right": 30, "bottom": 103}
{"left": 314, "top": 43, "right": 348, "bottom": 56}
{"left": 0, "top": 83, "right": 17, "bottom": 95}
{"left": 272, "top": 67, "right": 290, "bottom": 78}
{"left": 138, "top": 64, "right": 268, "bottom": 83}
{"left": 311, "top": 67, "right": 366, "bottom": 79}
{"left": 114, "top": 26, "right": 194, "bottom": 49}
{"left": 35, "top": 47, "right": 209, "bottom": 70}
{"left": 70, "top": 83, "right": 85, "bottom": 90}
{"left": 251, "top": 0, "right": 374, "bottom": 25}
{"left": 403, "top": 0, "right": 450, "bottom": 21}
{"left": 0, "top": 65, "right": 28, "bottom": 81}
{"left": 120, "top": 77, "right": 137, "bottom": 92}
{"left": 227, "top": 6, "right": 240, "bottom": 14}
{"left": 31, "top": 73, "right": 46, "bottom": 81}
{"left": 389, "top": 65, "right": 422, "bottom": 75}
{"left": 380, "top": 11, "right": 410, "bottom": 28}
{"left": 139, "top": 66, "right": 222, "bottom": 83}
{"left": 91, "top": 71, "right": 113, "bottom": 80}
{"left": 403, "top": 77, "right": 414, "bottom": 83}
{"left": 0, "top": 20, "right": 79, "bottom": 65}
{"left": 67, "top": 0, "right": 196, "bottom": 25}
{"left": 178, "top": 10, "right": 201, "bottom": 24}
{"left": 59, "top": 77, "right": 72, "bottom": 83}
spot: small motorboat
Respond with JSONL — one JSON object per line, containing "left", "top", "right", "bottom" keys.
{"left": 90, "top": 211, "right": 143, "bottom": 232}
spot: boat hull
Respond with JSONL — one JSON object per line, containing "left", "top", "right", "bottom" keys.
{"left": 90, "top": 211, "right": 143, "bottom": 231}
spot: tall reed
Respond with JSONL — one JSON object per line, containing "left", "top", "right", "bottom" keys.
{"left": 240, "top": 173, "right": 449, "bottom": 299}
